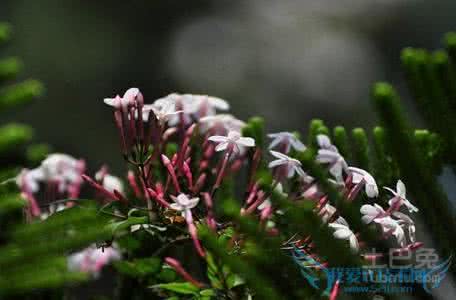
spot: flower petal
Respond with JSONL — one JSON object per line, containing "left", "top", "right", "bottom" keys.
{"left": 215, "top": 142, "right": 229, "bottom": 152}
{"left": 208, "top": 96, "right": 230, "bottom": 110}
{"left": 291, "top": 139, "right": 306, "bottom": 151}
{"left": 396, "top": 180, "right": 406, "bottom": 198}
{"left": 123, "top": 88, "right": 139, "bottom": 102}
{"left": 349, "top": 235, "right": 359, "bottom": 252}
{"left": 208, "top": 135, "right": 228, "bottom": 143}
{"left": 268, "top": 159, "right": 286, "bottom": 169}
{"left": 333, "top": 229, "right": 351, "bottom": 240}
{"left": 170, "top": 203, "right": 183, "bottom": 211}
{"left": 238, "top": 137, "right": 255, "bottom": 147}
{"left": 270, "top": 150, "right": 290, "bottom": 160}
{"left": 103, "top": 98, "right": 116, "bottom": 106}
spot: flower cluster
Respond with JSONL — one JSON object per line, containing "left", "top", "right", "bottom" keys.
{"left": 15, "top": 88, "right": 423, "bottom": 299}
{"left": 16, "top": 153, "right": 85, "bottom": 219}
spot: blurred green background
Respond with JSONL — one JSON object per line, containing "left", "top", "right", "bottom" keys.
{"left": 1, "top": 0, "right": 456, "bottom": 173}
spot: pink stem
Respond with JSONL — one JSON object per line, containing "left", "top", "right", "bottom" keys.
{"left": 212, "top": 148, "right": 232, "bottom": 194}
{"left": 186, "top": 216, "right": 206, "bottom": 258}
{"left": 164, "top": 257, "right": 205, "bottom": 288}
{"left": 182, "top": 161, "right": 193, "bottom": 189}
{"left": 347, "top": 178, "right": 365, "bottom": 202}
{"left": 82, "top": 174, "right": 119, "bottom": 202}
{"left": 114, "top": 109, "right": 128, "bottom": 156}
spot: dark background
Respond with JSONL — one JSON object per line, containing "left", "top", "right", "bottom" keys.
{"left": 1, "top": 0, "right": 456, "bottom": 174}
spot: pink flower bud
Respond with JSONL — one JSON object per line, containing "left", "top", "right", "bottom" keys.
{"left": 329, "top": 280, "right": 340, "bottom": 300}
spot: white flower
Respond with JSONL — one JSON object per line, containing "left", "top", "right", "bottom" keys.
{"left": 190, "top": 94, "right": 229, "bottom": 115}
{"left": 384, "top": 180, "right": 418, "bottom": 213}
{"left": 155, "top": 93, "right": 229, "bottom": 125}
{"left": 360, "top": 203, "right": 385, "bottom": 224}
{"left": 268, "top": 132, "right": 306, "bottom": 152}
{"left": 101, "top": 174, "right": 124, "bottom": 194}
{"left": 348, "top": 167, "right": 378, "bottom": 198}
{"left": 143, "top": 101, "right": 182, "bottom": 124}
{"left": 104, "top": 88, "right": 139, "bottom": 109}
{"left": 153, "top": 93, "right": 181, "bottom": 108}
{"left": 392, "top": 211, "right": 416, "bottom": 243}
{"left": 16, "top": 168, "right": 44, "bottom": 193}
{"left": 316, "top": 149, "right": 348, "bottom": 182}
{"left": 208, "top": 131, "right": 255, "bottom": 153}
{"left": 199, "top": 114, "right": 245, "bottom": 134}
{"left": 374, "top": 216, "right": 406, "bottom": 247}
{"left": 40, "top": 203, "right": 66, "bottom": 220}
{"left": 258, "top": 183, "right": 287, "bottom": 213}
{"left": 268, "top": 150, "right": 308, "bottom": 179}
{"left": 40, "top": 153, "right": 83, "bottom": 193}
{"left": 68, "top": 244, "right": 121, "bottom": 277}
{"left": 257, "top": 199, "right": 271, "bottom": 211}
{"left": 328, "top": 218, "right": 359, "bottom": 252}
{"left": 170, "top": 194, "right": 200, "bottom": 217}
{"left": 316, "top": 134, "right": 339, "bottom": 152}
{"left": 320, "top": 203, "right": 337, "bottom": 223}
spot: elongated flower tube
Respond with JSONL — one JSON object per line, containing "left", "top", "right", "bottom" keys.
{"left": 82, "top": 174, "right": 125, "bottom": 203}
{"left": 104, "top": 88, "right": 151, "bottom": 163}
{"left": 329, "top": 280, "right": 340, "bottom": 300}
{"left": 202, "top": 192, "right": 216, "bottom": 231}
{"left": 161, "top": 154, "right": 181, "bottom": 193}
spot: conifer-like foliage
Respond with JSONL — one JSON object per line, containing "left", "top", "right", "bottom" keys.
{"left": 1, "top": 20, "right": 455, "bottom": 300}
{"left": 0, "top": 23, "right": 109, "bottom": 297}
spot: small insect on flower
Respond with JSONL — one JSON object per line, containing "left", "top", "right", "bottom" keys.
{"left": 328, "top": 217, "right": 359, "bottom": 252}
{"left": 268, "top": 132, "right": 306, "bottom": 153}
{"left": 384, "top": 180, "right": 418, "bottom": 213}
{"left": 208, "top": 130, "right": 255, "bottom": 153}
{"left": 268, "top": 150, "right": 308, "bottom": 179}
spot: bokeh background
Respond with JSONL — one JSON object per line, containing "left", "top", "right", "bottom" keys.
{"left": 1, "top": 0, "right": 456, "bottom": 174}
